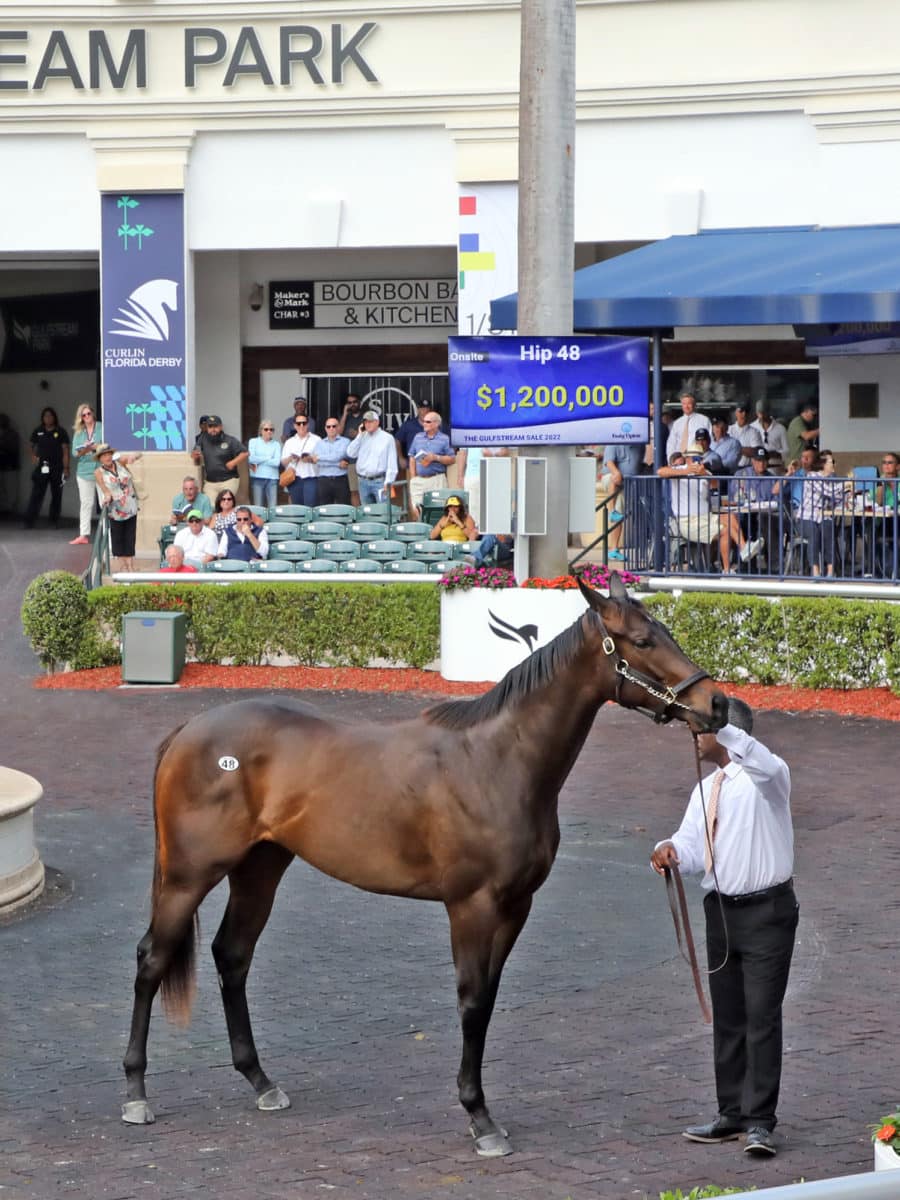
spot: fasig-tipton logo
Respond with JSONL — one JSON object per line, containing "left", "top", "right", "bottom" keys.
{"left": 449, "top": 350, "right": 489, "bottom": 362}
{"left": 487, "top": 608, "right": 538, "bottom": 652}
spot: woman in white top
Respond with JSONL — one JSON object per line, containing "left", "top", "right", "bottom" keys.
{"left": 280, "top": 414, "right": 322, "bottom": 508}
{"left": 247, "top": 419, "right": 282, "bottom": 510}
{"left": 70, "top": 404, "right": 103, "bottom": 543}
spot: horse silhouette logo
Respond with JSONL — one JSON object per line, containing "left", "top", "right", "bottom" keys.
{"left": 109, "top": 279, "right": 178, "bottom": 341}
{"left": 487, "top": 608, "right": 539, "bottom": 652}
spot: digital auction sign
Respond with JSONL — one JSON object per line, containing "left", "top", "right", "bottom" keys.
{"left": 448, "top": 335, "right": 649, "bottom": 447}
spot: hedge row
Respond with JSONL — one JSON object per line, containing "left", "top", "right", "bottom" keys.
{"left": 642, "top": 591, "right": 900, "bottom": 692}
{"left": 25, "top": 580, "right": 441, "bottom": 671}
{"left": 21, "top": 573, "right": 900, "bottom": 691}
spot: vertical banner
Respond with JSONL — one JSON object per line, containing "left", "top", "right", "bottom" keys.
{"left": 457, "top": 182, "right": 518, "bottom": 337}
{"left": 100, "top": 192, "right": 187, "bottom": 450}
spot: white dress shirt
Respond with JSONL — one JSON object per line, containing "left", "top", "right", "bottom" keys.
{"left": 751, "top": 419, "right": 790, "bottom": 460}
{"left": 218, "top": 527, "right": 269, "bottom": 559}
{"left": 281, "top": 433, "right": 322, "bottom": 479}
{"left": 666, "top": 412, "right": 712, "bottom": 461}
{"left": 728, "top": 423, "right": 765, "bottom": 455}
{"left": 174, "top": 525, "right": 220, "bottom": 564}
{"left": 661, "top": 724, "right": 793, "bottom": 896}
{"left": 347, "top": 427, "right": 398, "bottom": 484}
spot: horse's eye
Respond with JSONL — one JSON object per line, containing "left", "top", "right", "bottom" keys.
{"left": 633, "top": 638, "right": 653, "bottom": 650}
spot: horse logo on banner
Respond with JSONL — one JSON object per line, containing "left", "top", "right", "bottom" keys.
{"left": 109, "top": 279, "right": 178, "bottom": 342}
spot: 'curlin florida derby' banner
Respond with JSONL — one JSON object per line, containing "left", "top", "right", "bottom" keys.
{"left": 100, "top": 192, "right": 187, "bottom": 451}
{"left": 449, "top": 335, "right": 648, "bottom": 446}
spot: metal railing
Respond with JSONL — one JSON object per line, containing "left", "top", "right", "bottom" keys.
{"left": 607, "top": 473, "right": 900, "bottom": 584}
{"left": 82, "top": 508, "right": 110, "bottom": 592}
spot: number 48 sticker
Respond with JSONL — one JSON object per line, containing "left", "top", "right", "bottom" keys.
{"left": 218, "top": 756, "right": 240, "bottom": 772}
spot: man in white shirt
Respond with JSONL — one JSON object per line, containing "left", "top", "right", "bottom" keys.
{"left": 658, "top": 448, "right": 762, "bottom": 572}
{"left": 651, "top": 699, "right": 797, "bottom": 1158}
{"left": 751, "top": 406, "right": 790, "bottom": 462}
{"left": 173, "top": 510, "right": 219, "bottom": 567}
{"left": 729, "top": 403, "right": 765, "bottom": 464}
{"left": 346, "top": 410, "right": 398, "bottom": 505}
{"left": 666, "top": 394, "right": 712, "bottom": 463}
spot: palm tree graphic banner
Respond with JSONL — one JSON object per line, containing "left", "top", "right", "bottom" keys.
{"left": 100, "top": 192, "right": 187, "bottom": 451}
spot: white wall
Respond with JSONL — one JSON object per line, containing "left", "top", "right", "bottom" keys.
{"left": 188, "top": 128, "right": 458, "bottom": 251}
{"left": 819, "top": 355, "right": 900, "bottom": 453}
{"left": 0, "top": 137, "right": 98, "bottom": 252}
{"left": 193, "top": 252, "right": 241, "bottom": 435}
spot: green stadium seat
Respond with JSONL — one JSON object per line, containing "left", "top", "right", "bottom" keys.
{"left": 426, "top": 559, "right": 457, "bottom": 573}
{"left": 207, "top": 559, "right": 252, "bottom": 572}
{"left": 251, "top": 559, "right": 295, "bottom": 573}
{"left": 391, "top": 522, "right": 431, "bottom": 543}
{"left": 407, "top": 540, "right": 452, "bottom": 561}
{"left": 303, "top": 521, "right": 345, "bottom": 542}
{"left": 263, "top": 520, "right": 303, "bottom": 543}
{"left": 363, "top": 539, "right": 407, "bottom": 564}
{"left": 297, "top": 559, "right": 339, "bottom": 573}
{"left": 355, "top": 501, "right": 403, "bottom": 527}
{"left": 385, "top": 558, "right": 427, "bottom": 574}
{"left": 316, "top": 539, "right": 361, "bottom": 562}
{"left": 269, "top": 504, "right": 312, "bottom": 523}
{"left": 244, "top": 505, "right": 268, "bottom": 519}
{"left": 420, "top": 489, "right": 469, "bottom": 525}
{"left": 339, "top": 559, "right": 383, "bottom": 573}
{"left": 270, "top": 539, "right": 315, "bottom": 562}
{"left": 313, "top": 503, "right": 356, "bottom": 524}
{"left": 346, "top": 521, "right": 389, "bottom": 543}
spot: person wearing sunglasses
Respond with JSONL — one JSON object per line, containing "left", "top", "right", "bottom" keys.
{"left": 247, "top": 419, "right": 282, "bottom": 509}
{"left": 280, "top": 415, "right": 322, "bottom": 507}
{"left": 70, "top": 404, "right": 103, "bottom": 543}
{"left": 315, "top": 419, "right": 352, "bottom": 505}
{"left": 173, "top": 509, "right": 219, "bottom": 568}
{"left": 217, "top": 506, "right": 269, "bottom": 562}
{"left": 209, "top": 489, "right": 239, "bottom": 534}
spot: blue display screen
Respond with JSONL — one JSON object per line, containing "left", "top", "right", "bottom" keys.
{"left": 449, "top": 335, "right": 649, "bottom": 446}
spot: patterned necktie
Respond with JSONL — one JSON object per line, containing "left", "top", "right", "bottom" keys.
{"left": 704, "top": 769, "right": 726, "bottom": 872}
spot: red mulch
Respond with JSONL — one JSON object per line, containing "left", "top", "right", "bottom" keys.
{"left": 32, "top": 664, "right": 900, "bottom": 719}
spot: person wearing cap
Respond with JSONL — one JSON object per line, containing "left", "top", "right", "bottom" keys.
{"left": 651, "top": 698, "right": 797, "bottom": 1159}
{"left": 407, "top": 413, "right": 455, "bottom": 519}
{"left": 786, "top": 402, "right": 819, "bottom": 464}
{"left": 658, "top": 445, "right": 762, "bottom": 572}
{"left": 429, "top": 494, "right": 477, "bottom": 543}
{"left": 281, "top": 397, "right": 316, "bottom": 440}
{"left": 345, "top": 410, "right": 398, "bottom": 505}
{"left": 727, "top": 446, "right": 782, "bottom": 568}
{"left": 191, "top": 415, "right": 248, "bottom": 505}
{"left": 666, "top": 394, "right": 712, "bottom": 463}
{"left": 709, "top": 415, "right": 742, "bottom": 475}
{"left": 280, "top": 411, "right": 323, "bottom": 507}
{"left": 691, "top": 427, "right": 726, "bottom": 476}
{"left": 728, "top": 404, "right": 764, "bottom": 463}
{"left": 173, "top": 508, "right": 220, "bottom": 568}
{"left": 93, "top": 443, "right": 143, "bottom": 572}
{"left": 170, "top": 476, "right": 213, "bottom": 525}
{"left": 751, "top": 405, "right": 790, "bottom": 462}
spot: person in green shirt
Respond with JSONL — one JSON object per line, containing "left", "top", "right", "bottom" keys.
{"left": 170, "top": 476, "right": 213, "bottom": 524}
{"left": 786, "top": 402, "right": 819, "bottom": 464}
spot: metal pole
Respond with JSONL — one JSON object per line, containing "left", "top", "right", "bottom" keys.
{"left": 517, "top": 0, "right": 576, "bottom": 580}
{"left": 652, "top": 330, "right": 665, "bottom": 572}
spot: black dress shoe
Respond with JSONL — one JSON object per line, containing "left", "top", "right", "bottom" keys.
{"left": 744, "top": 1127, "right": 776, "bottom": 1155}
{"left": 683, "top": 1117, "right": 743, "bottom": 1143}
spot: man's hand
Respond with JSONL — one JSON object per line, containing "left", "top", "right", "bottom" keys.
{"left": 650, "top": 841, "right": 679, "bottom": 876}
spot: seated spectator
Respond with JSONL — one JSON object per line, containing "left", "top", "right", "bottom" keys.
{"left": 708, "top": 415, "right": 741, "bottom": 475}
{"left": 473, "top": 533, "right": 513, "bottom": 569}
{"left": 785, "top": 446, "right": 819, "bottom": 509}
{"left": 728, "top": 402, "right": 764, "bottom": 464}
{"left": 209, "top": 488, "right": 238, "bottom": 534}
{"left": 430, "top": 494, "right": 478, "bottom": 543}
{"left": 692, "top": 428, "right": 726, "bottom": 475}
{"left": 218, "top": 506, "right": 269, "bottom": 561}
{"left": 730, "top": 446, "right": 782, "bottom": 504}
{"left": 659, "top": 446, "right": 762, "bottom": 574}
{"left": 174, "top": 510, "right": 219, "bottom": 568}
{"left": 875, "top": 452, "right": 900, "bottom": 507}
{"left": 159, "top": 545, "right": 198, "bottom": 573}
{"left": 171, "top": 475, "right": 212, "bottom": 524}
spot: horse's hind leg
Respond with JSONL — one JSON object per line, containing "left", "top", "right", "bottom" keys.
{"left": 211, "top": 842, "right": 294, "bottom": 1112}
{"left": 123, "top": 883, "right": 208, "bottom": 1124}
{"left": 446, "top": 891, "right": 533, "bottom": 1157}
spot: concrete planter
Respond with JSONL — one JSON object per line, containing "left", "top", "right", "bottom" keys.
{"left": 0, "top": 767, "right": 45, "bottom": 914}
{"left": 440, "top": 588, "right": 588, "bottom": 682}
{"left": 874, "top": 1139, "right": 900, "bottom": 1171}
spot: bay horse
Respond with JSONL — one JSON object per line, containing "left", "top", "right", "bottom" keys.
{"left": 122, "top": 573, "right": 727, "bottom": 1156}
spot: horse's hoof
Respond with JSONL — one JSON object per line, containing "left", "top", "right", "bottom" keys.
{"left": 122, "top": 1100, "right": 155, "bottom": 1125}
{"left": 257, "top": 1085, "right": 291, "bottom": 1112}
{"left": 470, "top": 1124, "right": 512, "bottom": 1157}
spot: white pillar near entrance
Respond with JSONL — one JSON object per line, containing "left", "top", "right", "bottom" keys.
{"left": 0, "top": 767, "right": 45, "bottom": 914}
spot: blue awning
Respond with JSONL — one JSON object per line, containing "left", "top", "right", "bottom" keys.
{"left": 489, "top": 225, "right": 900, "bottom": 330}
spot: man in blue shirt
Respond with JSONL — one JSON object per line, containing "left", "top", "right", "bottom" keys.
{"left": 709, "top": 416, "right": 742, "bottom": 475}
{"left": 408, "top": 414, "right": 456, "bottom": 519}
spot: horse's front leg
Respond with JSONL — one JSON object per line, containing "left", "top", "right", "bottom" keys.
{"left": 446, "top": 892, "right": 532, "bottom": 1157}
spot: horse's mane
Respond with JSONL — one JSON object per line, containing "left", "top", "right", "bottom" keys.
{"left": 424, "top": 608, "right": 601, "bottom": 730}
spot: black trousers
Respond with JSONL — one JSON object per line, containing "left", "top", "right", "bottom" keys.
{"left": 704, "top": 886, "right": 798, "bottom": 1130}
{"left": 24, "top": 470, "right": 64, "bottom": 525}
{"left": 316, "top": 474, "right": 351, "bottom": 506}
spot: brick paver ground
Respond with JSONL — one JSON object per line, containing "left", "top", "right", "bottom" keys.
{"left": 0, "top": 518, "right": 894, "bottom": 1198}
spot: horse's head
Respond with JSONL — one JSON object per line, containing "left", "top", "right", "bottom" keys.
{"left": 577, "top": 573, "right": 728, "bottom": 732}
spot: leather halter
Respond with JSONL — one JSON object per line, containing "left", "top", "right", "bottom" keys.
{"left": 592, "top": 609, "right": 711, "bottom": 725}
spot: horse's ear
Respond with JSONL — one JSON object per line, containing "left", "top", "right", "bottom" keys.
{"left": 577, "top": 570, "right": 630, "bottom": 613}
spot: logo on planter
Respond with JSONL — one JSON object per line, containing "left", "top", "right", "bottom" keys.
{"left": 488, "top": 608, "right": 539, "bottom": 651}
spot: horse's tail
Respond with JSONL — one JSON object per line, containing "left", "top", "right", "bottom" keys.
{"left": 151, "top": 724, "right": 200, "bottom": 1028}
